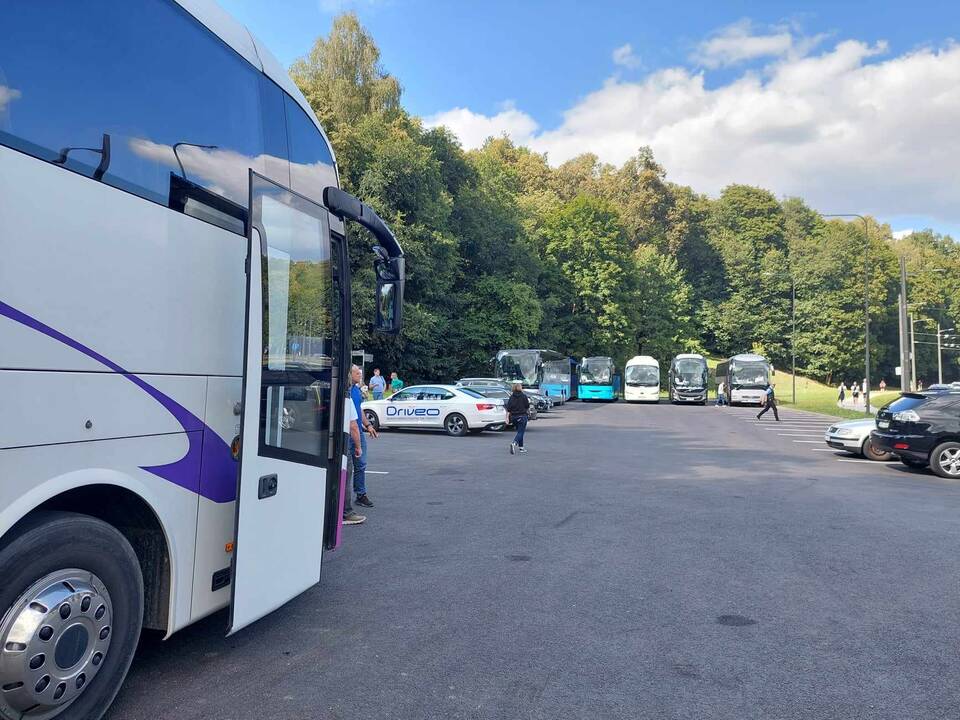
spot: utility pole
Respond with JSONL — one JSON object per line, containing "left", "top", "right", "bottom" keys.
{"left": 910, "top": 314, "right": 917, "bottom": 390}
{"left": 938, "top": 322, "right": 943, "bottom": 384}
{"left": 791, "top": 280, "right": 796, "bottom": 405}
{"left": 898, "top": 256, "right": 911, "bottom": 392}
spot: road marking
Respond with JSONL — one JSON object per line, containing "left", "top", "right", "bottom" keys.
{"left": 366, "top": 471, "right": 390, "bottom": 475}
{"left": 835, "top": 459, "right": 884, "bottom": 464}
{"left": 792, "top": 440, "right": 822, "bottom": 443}
{"left": 810, "top": 448, "right": 839, "bottom": 452}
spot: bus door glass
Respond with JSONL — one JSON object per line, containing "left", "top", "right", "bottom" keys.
{"left": 230, "top": 172, "right": 336, "bottom": 634}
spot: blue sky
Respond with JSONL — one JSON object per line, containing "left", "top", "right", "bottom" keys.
{"left": 221, "top": 0, "right": 960, "bottom": 237}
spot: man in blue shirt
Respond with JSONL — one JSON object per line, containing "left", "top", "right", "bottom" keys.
{"left": 350, "top": 364, "right": 378, "bottom": 507}
{"left": 756, "top": 383, "right": 780, "bottom": 422}
{"left": 369, "top": 367, "right": 386, "bottom": 400}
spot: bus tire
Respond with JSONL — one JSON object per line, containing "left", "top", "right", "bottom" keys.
{"left": 444, "top": 413, "right": 468, "bottom": 437}
{"left": 0, "top": 511, "right": 144, "bottom": 720}
{"left": 363, "top": 409, "right": 380, "bottom": 432}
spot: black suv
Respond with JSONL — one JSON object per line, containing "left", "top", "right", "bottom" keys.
{"left": 871, "top": 391, "right": 960, "bottom": 478}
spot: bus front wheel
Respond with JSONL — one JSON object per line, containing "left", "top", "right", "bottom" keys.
{"left": 0, "top": 512, "right": 144, "bottom": 720}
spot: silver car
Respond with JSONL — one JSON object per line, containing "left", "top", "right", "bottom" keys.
{"left": 824, "top": 418, "right": 893, "bottom": 461}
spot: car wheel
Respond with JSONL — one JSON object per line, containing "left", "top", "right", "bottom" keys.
{"left": 363, "top": 410, "right": 380, "bottom": 432}
{"left": 861, "top": 437, "right": 891, "bottom": 461}
{"left": 930, "top": 441, "right": 960, "bottom": 479}
{"left": 444, "top": 413, "right": 468, "bottom": 437}
{"left": 900, "top": 456, "right": 928, "bottom": 470}
{"left": 0, "top": 512, "right": 144, "bottom": 720}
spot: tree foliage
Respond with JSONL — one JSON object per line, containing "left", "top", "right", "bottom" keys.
{"left": 292, "top": 14, "right": 960, "bottom": 385}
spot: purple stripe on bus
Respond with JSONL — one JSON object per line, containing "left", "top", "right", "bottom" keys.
{"left": 0, "top": 300, "right": 237, "bottom": 503}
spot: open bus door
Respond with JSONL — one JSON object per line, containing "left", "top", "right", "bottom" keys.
{"left": 229, "top": 172, "right": 341, "bottom": 634}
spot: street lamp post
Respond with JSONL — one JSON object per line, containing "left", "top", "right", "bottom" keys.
{"left": 823, "top": 214, "right": 870, "bottom": 413}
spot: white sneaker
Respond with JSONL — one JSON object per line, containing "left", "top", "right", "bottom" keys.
{"left": 510, "top": 442, "right": 517, "bottom": 455}
{"left": 519, "top": 447, "right": 527, "bottom": 454}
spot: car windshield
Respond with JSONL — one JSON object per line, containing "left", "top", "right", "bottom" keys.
{"left": 580, "top": 358, "right": 613, "bottom": 384}
{"left": 883, "top": 394, "right": 928, "bottom": 413}
{"left": 673, "top": 359, "right": 706, "bottom": 386}
{"left": 497, "top": 352, "right": 539, "bottom": 385}
{"left": 625, "top": 365, "right": 659, "bottom": 386}
{"left": 730, "top": 362, "right": 769, "bottom": 388}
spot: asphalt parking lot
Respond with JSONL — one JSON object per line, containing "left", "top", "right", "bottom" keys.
{"left": 106, "top": 401, "right": 960, "bottom": 720}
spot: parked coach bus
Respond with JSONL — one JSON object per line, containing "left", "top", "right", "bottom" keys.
{"left": 668, "top": 354, "right": 709, "bottom": 405}
{"left": 578, "top": 356, "right": 620, "bottom": 401}
{"left": 715, "top": 354, "right": 772, "bottom": 405}
{"left": 624, "top": 356, "right": 661, "bottom": 402}
{"left": 495, "top": 349, "right": 576, "bottom": 403}
{"left": 0, "top": 3, "right": 405, "bottom": 718}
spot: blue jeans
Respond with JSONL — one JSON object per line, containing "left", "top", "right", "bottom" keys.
{"left": 372, "top": 390, "right": 383, "bottom": 400}
{"left": 512, "top": 415, "right": 528, "bottom": 447}
{"left": 349, "top": 427, "right": 367, "bottom": 496}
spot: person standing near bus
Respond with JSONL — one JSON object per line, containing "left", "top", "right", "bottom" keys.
{"left": 716, "top": 381, "right": 726, "bottom": 407}
{"left": 390, "top": 371, "right": 404, "bottom": 396}
{"left": 756, "top": 383, "right": 780, "bottom": 422}
{"left": 351, "top": 364, "right": 378, "bottom": 508}
{"left": 343, "top": 396, "right": 366, "bottom": 525}
{"left": 506, "top": 382, "right": 531, "bottom": 454}
{"left": 369, "top": 368, "right": 386, "bottom": 400}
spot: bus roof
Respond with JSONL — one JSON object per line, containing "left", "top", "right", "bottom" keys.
{"left": 626, "top": 355, "right": 659, "bottom": 367}
{"left": 729, "top": 353, "right": 768, "bottom": 363}
{"left": 673, "top": 353, "right": 706, "bottom": 361}
{"left": 174, "top": 0, "right": 337, "bottom": 165}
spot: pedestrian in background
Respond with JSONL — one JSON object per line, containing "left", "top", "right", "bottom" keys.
{"left": 838, "top": 382, "right": 846, "bottom": 405}
{"left": 716, "top": 381, "right": 726, "bottom": 407}
{"left": 757, "top": 383, "right": 780, "bottom": 422}
{"left": 879, "top": 378, "right": 887, "bottom": 393}
{"left": 506, "top": 382, "right": 530, "bottom": 454}
{"left": 390, "top": 371, "right": 404, "bottom": 396}
{"left": 369, "top": 368, "right": 386, "bottom": 400}
{"left": 351, "top": 364, "right": 378, "bottom": 508}
{"left": 852, "top": 382, "right": 860, "bottom": 405}
{"left": 342, "top": 396, "right": 365, "bottom": 526}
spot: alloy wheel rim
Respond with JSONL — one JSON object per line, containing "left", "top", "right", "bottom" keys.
{"left": 0, "top": 570, "right": 113, "bottom": 719}
{"left": 448, "top": 417, "right": 464, "bottom": 433}
{"left": 938, "top": 448, "right": 960, "bottom": 476}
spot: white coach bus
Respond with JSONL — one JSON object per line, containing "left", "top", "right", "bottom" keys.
{"left": 0, "top": 3, "right": 405, "bottom": 718}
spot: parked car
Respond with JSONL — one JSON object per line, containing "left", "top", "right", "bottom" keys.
{"left": 824, "top": 418, "right": 892, "bottom": 460}
{"left": 361, "top": 384, "right": 506, "bottom": 436}
{"left": 470, "top": 386, "right": 538, "bottom": 422}
{"left": 871, "top": 391, "right": 960, "bottom": 477}
{"left": 456, "top": 377, "right": 553, "bottom": 412}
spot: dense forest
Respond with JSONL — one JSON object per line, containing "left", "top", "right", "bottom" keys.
{"left": 292, "top": 14, "right": 960, "bottom": 386}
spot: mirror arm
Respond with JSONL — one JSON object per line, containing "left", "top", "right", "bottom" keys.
{"left": 323, "top": 186, "right": 403, "bottom": 259}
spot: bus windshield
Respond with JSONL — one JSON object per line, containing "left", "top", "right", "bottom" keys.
{"left": 673, "top": 359, "right": 706, "bottom": 386}
{"left": 625, "top": 365, "right": 659, "bottom": 386}
{"left": 542, "top": 359, "right": 570, "bottom": 385}
{"left": 731, "top": 362, "right": 769, "bottom": 388}
{"left": 580, "top": 358, "right": 614, "bottom": 385}
{"left": 497, "top": 351, "right": 539, "bottom": 386}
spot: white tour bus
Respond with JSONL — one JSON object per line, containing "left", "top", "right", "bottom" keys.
{"left": 715, "top": 354, "right": 773, "bottom": 405}
{"left": 0, "top": 3, "right": 405, "bottom": 718}
{"left": 624, "top": 355, "right": 661, "bottom": 402}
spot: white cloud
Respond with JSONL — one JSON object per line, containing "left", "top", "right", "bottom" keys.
{"left": 612, "top": 43, "right": 642, "bottom": 70}
{"left": 423, "top": 103, "right": 539, "bottom": 150}
{"left": 427, "top": 35, "right": 960, "bottom": 227}
{"left": 0, "top": 85, "right": 22, "bottom": 113}
{"left": 892, "top": 229, "right": 915, "bottom": 240}
{"left": 693, "top": 19, "right": 795, "bottom": 68}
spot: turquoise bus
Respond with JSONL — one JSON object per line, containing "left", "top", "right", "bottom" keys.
{"left": 495, "top": 349, "right": 576, "bottom": 403}
{"left": 578, "top": 356, "right": 620, "bottom": 401}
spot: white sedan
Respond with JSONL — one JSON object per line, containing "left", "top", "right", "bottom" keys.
{"left": 824, "top": 418, "right": 893, "bottom": 461}
{"left": 361, "top": 384, "right": 507, "bottom": 436}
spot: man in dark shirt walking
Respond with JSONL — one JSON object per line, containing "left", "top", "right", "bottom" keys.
{"left": 505, "top": 383, "right": 531, "bottom": 454}
{"left": 756, "top": 383, "right": 780, "bottom": 422}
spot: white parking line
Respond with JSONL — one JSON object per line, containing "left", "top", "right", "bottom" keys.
{"left": 366, "top": 471, "right": 390, "bottom": 475}
{"left": 835, "top": 459, "right": 882, "bottom": 464}
{"left": 810, "top": 448, "right": 840, "bottom": 452}
{"left": 793, "top": 440, "right": 822, "bottom": 443}
{"left": 778, "top": 433, "right": 824, "bottom": 437}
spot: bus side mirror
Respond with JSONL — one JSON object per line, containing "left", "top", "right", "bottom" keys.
{"left": 374, "top": 256, "right": 404, "bottom": 334}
